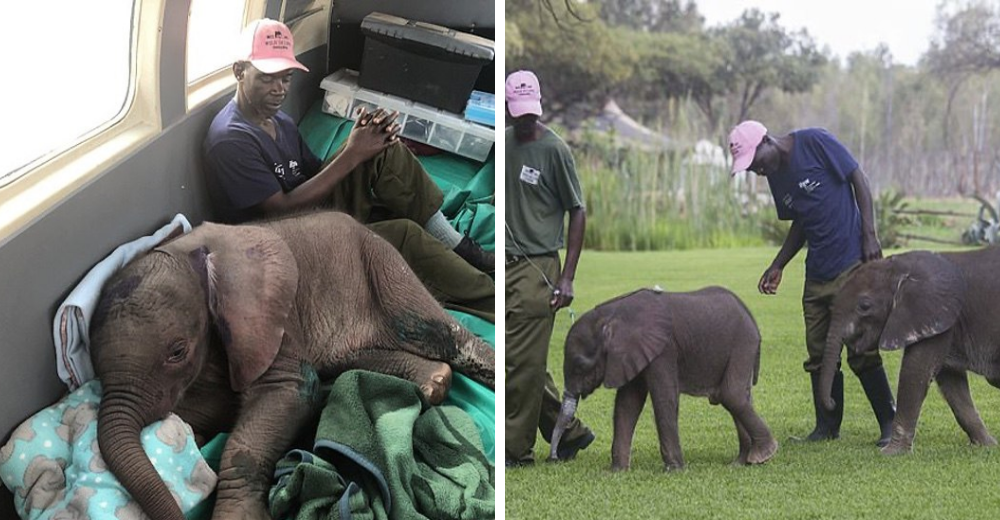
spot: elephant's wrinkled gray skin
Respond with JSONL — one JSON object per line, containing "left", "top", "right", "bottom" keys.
{"left": 90, "top": 211, "right": 495, "bottom": 520}
{"left": 550, "top": 287, "right": 777, "bottom": 470}
{"left": 820, "top": 248, "right": 1000, "bottom": 455}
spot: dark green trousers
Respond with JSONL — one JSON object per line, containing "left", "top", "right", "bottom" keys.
{"left": 325, "top": 141, "right": 443, "bottom": 226}
{"left": 505, "top": 254, "right": 589, "bottom": 463}
{"left": 802, "top": 262, "right": 882, "bottom": 374}
{"left": 325, "top": 142, "right": 494, "bottom": 323}
{"left": 370, "top": 220, "right": 494, "bottom": 323}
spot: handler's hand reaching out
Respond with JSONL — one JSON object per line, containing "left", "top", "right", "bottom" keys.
{"left": 758, "top": 265, "right": 783, "bottom": 295}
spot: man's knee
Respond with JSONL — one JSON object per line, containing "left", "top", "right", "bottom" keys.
{"left": 847, "top": 350, "right": 883, "bottom": 375}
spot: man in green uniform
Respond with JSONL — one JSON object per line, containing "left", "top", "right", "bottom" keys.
{"left": 203, "top": 19, "right": 494, "bottom": 321}
{"left": 505, "top": 70, "right": 595, "bottom": 467}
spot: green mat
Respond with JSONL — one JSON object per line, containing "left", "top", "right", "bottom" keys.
{"left": 298, "top": 104, "right": 495, "bottom": 250}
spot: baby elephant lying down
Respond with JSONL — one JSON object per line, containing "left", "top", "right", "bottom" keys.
{"left": 550, "top": 286, "right": 777, "bottom": 470}
{"left": 89, "top": 211, "right": 495, "bottom": 520}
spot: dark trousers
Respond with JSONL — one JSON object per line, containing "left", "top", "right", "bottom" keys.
{"left": 505, "top": 254, "right": 588, "bottom": 462}
{"left": 370, "top": 220, "right": 494, "bottom": 323}
{"left": 802, "top": 262, "right": 882, "bottom": 374}
{"left": 327, "top": 142, "right": 493, "bottom": 322}
{"left": 325, "top": 141, "right": 443, "bottom": 226}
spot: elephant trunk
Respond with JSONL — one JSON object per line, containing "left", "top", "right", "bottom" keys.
{"left": 548, "top": 392, "right": 579, "bottom": 461}
{"left": 818, "top": 319, "right": 846, "bottom": 412}
{"left": 98, "top": 392, "right": 185, "bottom": 520}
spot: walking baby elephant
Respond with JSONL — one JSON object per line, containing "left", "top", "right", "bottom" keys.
{"left": 819, "top": 247, "right": 1000, "bottom": 454}
{"left": 549, "top": 287, "right": 777, "bottom": 470}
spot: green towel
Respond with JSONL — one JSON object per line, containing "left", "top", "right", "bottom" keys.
{"left": 269, "top": 371, "right": 495, "bottom": 520}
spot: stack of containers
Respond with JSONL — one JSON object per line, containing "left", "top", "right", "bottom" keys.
{"left": 321, "top": 69, "right": 495, "bottom": 161}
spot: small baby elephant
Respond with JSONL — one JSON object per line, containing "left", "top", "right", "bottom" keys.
{"left": 549, "top": 287, "right": 777, "bottom": 470}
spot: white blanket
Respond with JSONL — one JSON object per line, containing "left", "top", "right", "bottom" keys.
{"left": 52, "top": 214, "right": 191, "bottom": 390}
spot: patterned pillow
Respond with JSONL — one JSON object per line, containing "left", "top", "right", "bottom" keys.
{"left": 1, "top": 380, "right": 216, "bottom": 520}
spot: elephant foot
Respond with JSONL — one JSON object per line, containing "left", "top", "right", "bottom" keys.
{"left": 418, "top": 363, "right": 452, "bottom": 405}
{"left": 663, "top": 462, "right": 684, "bottom": 472}
{"left": 970, "top": 434, "right": 997, "bottom": 447}
{"left": 746, "top": 438, "right": 778, "bottom": 465}
{"left": 609, "top": 463, "right": 629, "bottom": 472}
{"left": 880, "top": 441, "right": 913, "bottom": 456}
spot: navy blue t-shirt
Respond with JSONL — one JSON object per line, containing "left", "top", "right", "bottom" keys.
{"left": 766, "top": 128, "right": 861, "bottom": 281}
{"left": 203, "top": 99, "right": 323, "bottom": 223}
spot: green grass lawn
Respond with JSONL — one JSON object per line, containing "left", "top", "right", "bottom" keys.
{"left": 504, "top": 247, "right": 1000, "bottom": 520}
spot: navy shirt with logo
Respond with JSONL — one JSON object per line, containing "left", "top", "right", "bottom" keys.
{"left": 203, "top": 99, "right": 322, "bottom": 223}
{"left": 765, "top": 128, "right": 861, "bottom": 281}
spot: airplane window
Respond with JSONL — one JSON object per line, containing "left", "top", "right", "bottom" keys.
{"left": 1, "top": 1, "right": 134, "bottom": 184}
{"left": 187, "top": 0, "right": 247, "bottom": 82}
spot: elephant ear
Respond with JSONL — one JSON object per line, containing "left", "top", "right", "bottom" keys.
{"left": 879, "top": 252, "right": 965, "bottom": 351}
{"left": 160, "top": 222, "right": 299, "bottom": 391}
{"left": 602, "top": 303, "right": 672, "bottom": 388}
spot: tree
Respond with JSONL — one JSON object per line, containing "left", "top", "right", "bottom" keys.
{"left": 708, "top": 9, "right": 827, "bottom": 125}
{"left": 505, "top": 0, "right": 634, "bottom": 120}
{"left": 598, "top": 0, "right": 704, "bottom": 33}
{"left": 926, "top": 1, "right": 1000, "bottom": 77}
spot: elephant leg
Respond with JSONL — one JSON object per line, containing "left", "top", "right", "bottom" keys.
{"left": 718, "top": 385, "right": 777, "bottom": 465}
{"left": 360, "top": 229, "right": 495, "bottom": 390}
{"left": 211, "top": 348, "right": 322, "bottom": 520}
{"left": 882, "top": 339, "right": 946, "bottom": 456}
{"left": 332, "top": 348, "right": 453, "bottom": 405}
{"left": 936, "top": 368, "right": 997, "bottom": 447}
{"left": 611, "top": 377, "right": 647, "bottom": 471}
{"left": 732, "top": 416, "right": 752, "bottom": 466}
{"left": 646, "top": 357, "right": 684, "bottom": 471}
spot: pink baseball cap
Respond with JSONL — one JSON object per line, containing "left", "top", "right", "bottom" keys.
{"left": 728, "top": 120, "right": 767, "bottom": 175}
{"left": 505, "top": 70, "right": 543, "bottom": 118}
{"left": 240, "top": 19, "right": 308, "bottom": 74}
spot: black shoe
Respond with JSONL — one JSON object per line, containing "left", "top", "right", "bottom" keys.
{"left": 791, "top": 371, "right": 843, "bottom": 442}
{"left": 505, "top": 458, "right": 535, "bottom": 468}
{"left": 453, "top": 234, "right": 495, "bottom": 274}
{"left": 556, "top": 431, "right": 596, "bottom": 460}
{"left": 858, "top": 365, "right": 896, "bottom": 448}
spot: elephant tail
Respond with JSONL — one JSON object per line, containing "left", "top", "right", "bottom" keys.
{"left": 753, "top": 338, "right": 760, "bottom": 387}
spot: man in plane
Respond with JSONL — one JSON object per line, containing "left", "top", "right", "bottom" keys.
{"left": 204, "top": 18, "right": 494, "bottom": 319}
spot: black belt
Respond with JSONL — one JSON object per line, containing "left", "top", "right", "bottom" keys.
{"left": 505, "top": 252, "right": 557, "bottom": 265}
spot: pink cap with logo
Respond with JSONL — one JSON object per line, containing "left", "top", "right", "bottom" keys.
{"left": 241, "top": 19, "right": 309, "bottom": 74}
{"left": 505, "top": 70, "right": 543, "bottom": 118}
{"left": 728, "top": 120, "right": 767, "bottom": 175}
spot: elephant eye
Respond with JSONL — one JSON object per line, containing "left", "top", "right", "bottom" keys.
{"left": 858, "top": 299, "right": 873, "bottom": 313}
{"left": 166, "top": 341, "right": 188, "bottom": 363}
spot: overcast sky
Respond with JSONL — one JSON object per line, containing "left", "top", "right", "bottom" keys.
{"left": 695, "top": 0, "right": 941, "bottom": 66}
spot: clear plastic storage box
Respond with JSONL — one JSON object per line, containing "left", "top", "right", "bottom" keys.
{"left": 321, "top": 69, "right": 495, "bottom": 162}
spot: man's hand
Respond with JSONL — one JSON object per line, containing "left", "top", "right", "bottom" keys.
{"left": 862, "top": 232, "right": 883, "bottom": 262}
{"left": 344, "top": 107, "right": 401, "bottom": 164}
{"left": 758, "top": 265, "right": 783, "bottom": 295}
{"left": 550, "top": 278, "right": 574, "bottom": 310}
